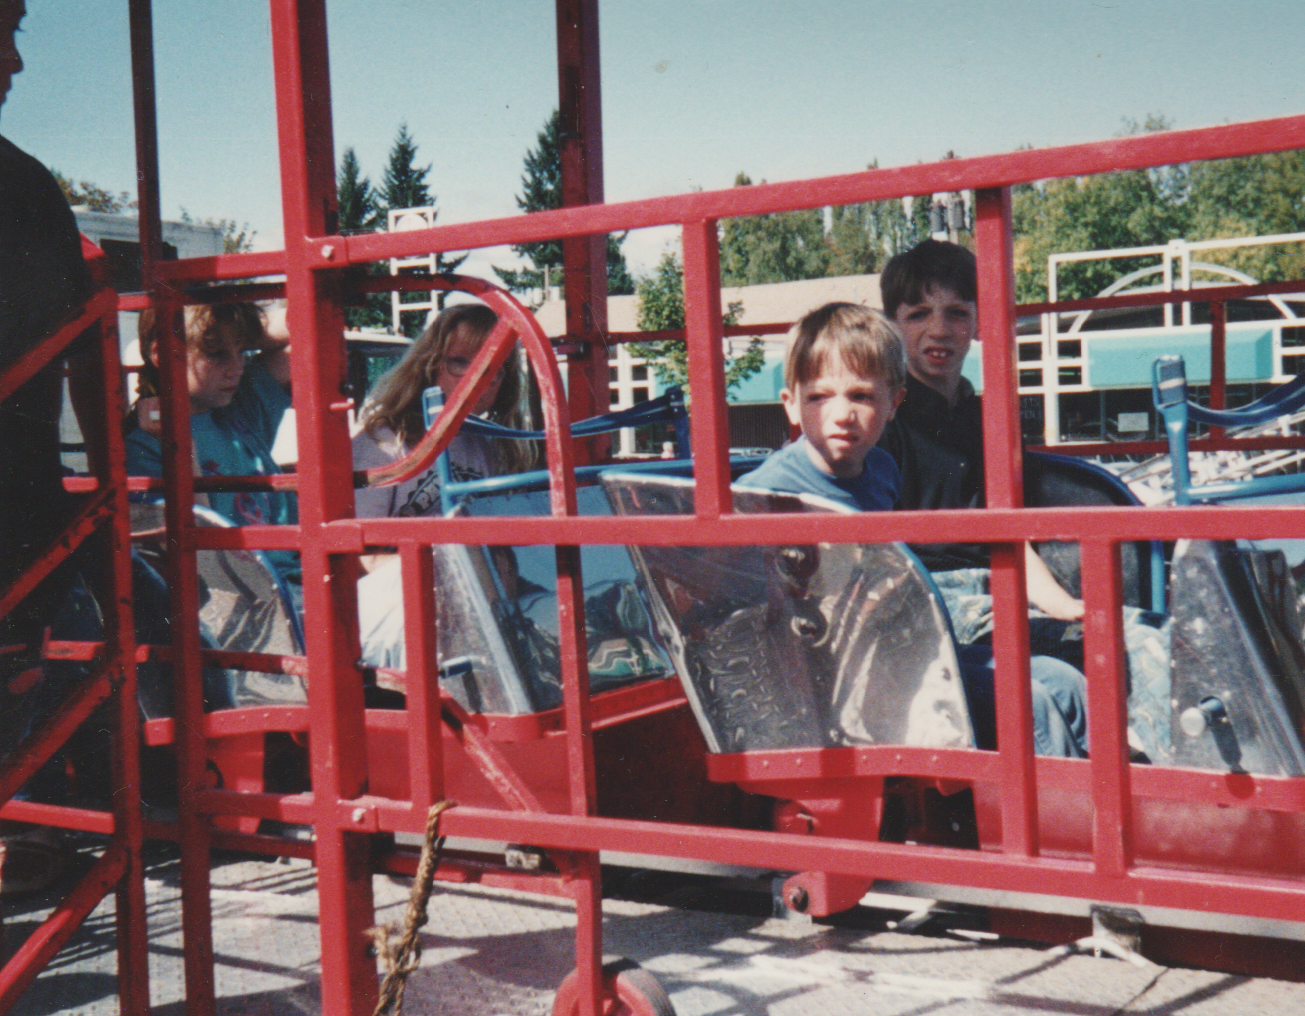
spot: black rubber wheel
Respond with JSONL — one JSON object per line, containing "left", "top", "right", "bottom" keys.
{"left": 551, "top": 956, "right": 676, "bottom": 1016}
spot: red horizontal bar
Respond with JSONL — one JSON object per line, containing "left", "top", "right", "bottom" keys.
{"left": 1021, "top": 274, "right": 1305, "bottom": 316}
{"left": 0, "top": 489, "right": 113, "bottom": 625}
{"left": 149, "top": 115, "right": 1305, "bottom": 284}
{"left": 420, "top": 806, "right": 1305, "bottom": 926}
{"left": 0, "top": 288, "right": 116, "bottom": 404}
{"left": 0, "top": 798, "right": 116, "bottom": 835}
{"left": 321, "top": 505, "right": 1305, "bottom": 553}
{"left": 1034, "top": 434, "right": 1305, "bottom": 458}
{"left": 155, "top": 249, "right": 285, "bottom": 283}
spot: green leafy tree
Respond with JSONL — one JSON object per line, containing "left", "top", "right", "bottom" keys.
{"left": 495, "top": 110, "right": 634, "bottom": 300}
{"left": 53, "top": 170, "right": 135, "bottom": 214}
{"left": 627, "top": 250, "right": 764, "bottom": 401}
{"left": 1185, "top": 150, "right": 1305, "bottom": 283}
{"left": 824, "top": 158, "right": 938, "bottom": 276}
{"left": 1012, "top": 117, "right": 1189, "bottom": 302}
{"left": 719, "top": 173, "right": 831, "bottom": 286}
{"left": 179, "top": 209, "right": 256, "bottom": 254}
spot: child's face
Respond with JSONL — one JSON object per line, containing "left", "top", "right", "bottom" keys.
{"left": 893, "top": 284, "right": 977, "bottom": 400}
{"left": 436, "top": 323, "right": 505, "bottom": 415}
{"left": 187, "top": 323, "right": 246, "bottom": 415}
{"left": 781, "top": 352, "right": 904, "bottom": 479}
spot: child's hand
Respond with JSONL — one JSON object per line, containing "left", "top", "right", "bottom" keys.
{"left": 136, "top": 397, "right": 162, "bottom": 437}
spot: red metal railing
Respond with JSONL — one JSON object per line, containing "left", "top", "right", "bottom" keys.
{"left": 0, "top": 285, "right": 146, "bottom": 1012}
{"left": 53, "top": 1, "right": 1305, "bottom": 1014}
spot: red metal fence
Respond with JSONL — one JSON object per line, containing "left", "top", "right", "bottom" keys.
{"left": 5, "top": 0, "right": 1305, "bottom": 1013}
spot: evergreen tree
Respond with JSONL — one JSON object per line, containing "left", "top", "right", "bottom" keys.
{"left": 627, "top": 250, "right": 763, "bottom": 401}
{"left": 336, "top": 147, "right": 387, "bottom": 329}
{"left": 381, "top": 123, "right": 431, "bottom": 212}
{"left": 337, "top": 147, "right": 379, "bottom": 234}
{"left": 494, "top": 110, "right": 634, "bottom": 300}
{"left": 377, "top": 124, "right": 466, "bottom": 330}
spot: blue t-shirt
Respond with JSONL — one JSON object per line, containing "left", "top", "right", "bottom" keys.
{"left": 126, "top": 361, "right": 300, "bottom": 582}
{"left": 735, "top": 437, "right": 900, "bottom": 511}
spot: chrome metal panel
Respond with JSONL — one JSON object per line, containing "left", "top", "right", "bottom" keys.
{"left": 1169, "top": 538, "right": 1305, "bottom": 775}
{"left": 602, "top": 473, "right": 972, "bottom": 754}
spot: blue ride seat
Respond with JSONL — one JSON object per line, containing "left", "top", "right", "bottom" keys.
{"left": 1024, "top": 450, "right": 1162, "bottom": 612}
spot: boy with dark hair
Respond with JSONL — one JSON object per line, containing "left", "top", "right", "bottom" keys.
{"left": 879, "top": 240, "right": 1084, "bottom": 619}
{"left": 739, "top": 302, "right": 1087, "bottom": 757}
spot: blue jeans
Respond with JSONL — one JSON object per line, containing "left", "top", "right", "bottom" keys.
{"left": 957, "top": 644, "right": 1088, "bottom": 758}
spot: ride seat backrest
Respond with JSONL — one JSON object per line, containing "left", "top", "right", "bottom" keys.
{"left": 436, "top": 484, "right": 675, "bottom": 715}
{"left": 601, "top": 472, "right": 975, "bottom": 754}
{"left": 1169, "top": 538, "right": 1305, "bottom": 776}
{"left": 129, "top": 503, "right": 307, "bottom": 717}
{"left": 1023, "top": 451, "right": 1153, "bottom": 609}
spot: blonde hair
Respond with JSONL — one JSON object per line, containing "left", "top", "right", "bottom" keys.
{"left": 784, "top": 302, "right": 906, "bottom": 393}
{"left": 361, "top": 303, "right": 538, "bottom": 473}
{"left": 136, "top": 302, "right": 266, "bottom": 398}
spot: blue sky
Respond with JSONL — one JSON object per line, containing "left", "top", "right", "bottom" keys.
{"left": 5, "top": 1, "right": 1303, "bottom": 278}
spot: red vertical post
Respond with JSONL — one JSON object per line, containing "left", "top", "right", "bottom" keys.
{"left": 682, "top": 219, "right": 731, "bottom": 518}
{"left": 117, "top": 3, "right": 159, "bottom": 1011}
{"left": 128, "top": 0, "right": 163, "bottom": 287}
{"left": 158, "top": 286, "right": 217, "bottom": 1011}
{"left": 974, "top": 186, "right": 1038, "bottom": 857}
{"left": 399, "top": 540, "right": 443, "bottom": 808}
{"left": 267, "top": 3, "right": 377, "bottom": 1014}
{"left": 1081, "top": 540, "right": 1133, "bottom": 878}
{"left": 1208, "top": 299, "right": 1227, "bottom": 441}
{"left": 556, "top": 0, "right": 610, "bottom": 464}
{"left": 556, "top": 5, "right": 607, "bottom": 1009}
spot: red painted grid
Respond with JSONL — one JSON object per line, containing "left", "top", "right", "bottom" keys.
{"left": 102, "top": 1, "right": 1305, "bottom": 1013}
{"left": 0, "top": 282, "right": 146, "bottom": 1007}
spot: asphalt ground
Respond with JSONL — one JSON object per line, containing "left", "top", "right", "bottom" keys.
{"left": 5, "top": 839, "right": 1305, "bottom": 1016}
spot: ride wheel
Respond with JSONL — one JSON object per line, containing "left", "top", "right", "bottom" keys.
{"left": 551, "top": 957, "right": 676, "bottom": 1016}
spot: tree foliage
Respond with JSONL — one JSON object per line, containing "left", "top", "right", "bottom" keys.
{"left": 1185, "top": 150, "right": 1305, "bottom": 283}
{"left": 374, "top": 124, "right": 466, "bottom": 332}
{"left": 628, "top": 250, "right": 764, "bottom": 400}
{"left": 336, "top": 147, "right": 387, "bottom": 329}
{"left": 494, "top": 110, "right": 634, "bottom": 299}
{"left": 337, "top": 147, "right": 379, "bottom": 235}
{"left": 720, "top": 173, "right": 831, "bottom": 285}
{"left": 53, "top": 171, "right": 135, "bottom": 214}
{"left": 380, "top": 123, "right": 431, "bottom": 212}
{"left": 179, "top": 209, "right": 256, "bottom": 254}
{"left": 1011, "top": 116, "right": 1305, "bottom": 302}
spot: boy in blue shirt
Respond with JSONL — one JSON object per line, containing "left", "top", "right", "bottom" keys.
{"left": 739, "top": 302, "right": 1087, "bottom": 757}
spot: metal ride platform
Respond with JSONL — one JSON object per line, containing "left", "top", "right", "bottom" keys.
{"left": 7, "top": 847, "right": 1305, "bottom": 1015}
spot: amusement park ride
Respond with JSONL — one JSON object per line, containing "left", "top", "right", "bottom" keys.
{"left": 6, "top": 2, "right": 1305, "bottom": 1014}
